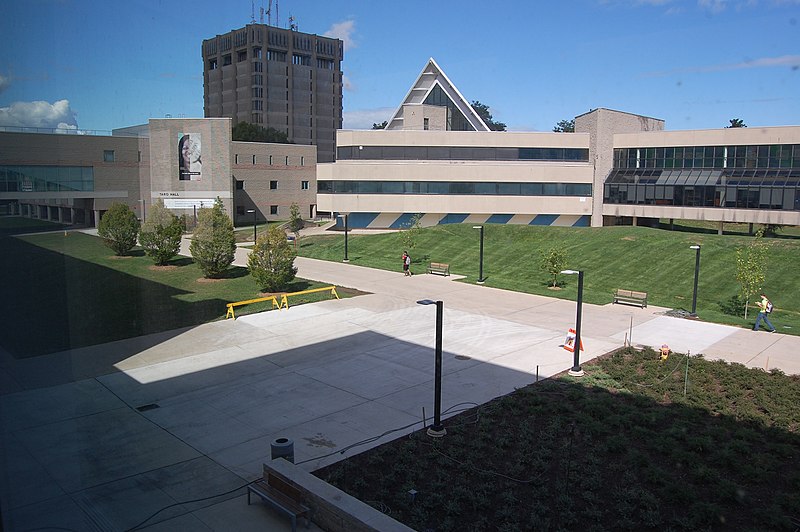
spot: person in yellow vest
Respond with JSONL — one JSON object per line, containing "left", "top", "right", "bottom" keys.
{"left": 753, "top": 294, "right": 776, "bottom": 333}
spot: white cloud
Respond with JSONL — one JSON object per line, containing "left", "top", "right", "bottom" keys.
{"left": 342, "top": 107, "right": 395, "bottom": 129}
{"left": 644, "top": 54, "right": 800, "bottom": 77}
{"left": 0, "top": 74, "right": 9, "bottom": 94}
{"left": 324, "top": 19, "right": 356, "bottom": 50}
{"left": 0, "top": 99, "right": 78, "bottom": 129}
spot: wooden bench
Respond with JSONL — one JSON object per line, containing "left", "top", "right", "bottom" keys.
{"left": 427, "top": 262, "right": 450, "bottom": 276}
{"left": 247, "top": 473, "right": 311, "bottom": 531}
{"left": 613, "top": 289, "right": 648, "bottom": 308}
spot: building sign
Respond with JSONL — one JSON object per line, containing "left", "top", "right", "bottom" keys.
{"left": 164, "top": 199, "right": 216, "bottom": 209}
{"left": 178, "top": 133, "right": 202, "bottom": 181}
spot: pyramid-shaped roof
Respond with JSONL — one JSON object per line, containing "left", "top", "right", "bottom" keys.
{"left": 385, "top": 58, "right": 490, "bottom": 132}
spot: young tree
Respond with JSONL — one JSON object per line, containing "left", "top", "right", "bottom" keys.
{"left": 735, "top": 236, "right": 769, "bottom": 319}
{"left": 189, "top": 198, "right": 236, "bottom": 278}
{"left": 139, "top": 198, "right": 183, "bottom": 265}
{"left": 248, "top": 225, "right": 298, "bottom": 292}
{"left": 553, "top": 119, "right": 575, "bottom": 133}
{"left": 400, "top": 213, "right": 423, "bottom": 252}
{"left": 540, "top": 248, "right": 567, "bottom": 288}
{"left": 97, "top": 202, "right": 140, "bottom": 256}
{"left": 470, "top": 100, "right": 507, "bottom": 131}
{"left": 288, "top": 202, "right": 303, "bottom": 239}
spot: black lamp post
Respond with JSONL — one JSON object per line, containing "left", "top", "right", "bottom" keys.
{"left": 690, "top": 245, "right": 701, "bottom": 317}
{"left": 247, "top": 209, "right": 256, "bottom": 242}
{"left": 472, "top": 225, "right": 485, "bottom": 284}
{"left": 337, "top": 213, "right": 349, "bottom": 262}
{"left": 561, "top": 269, "right": 585, "bottom": 377}
{"left": 417, "top": 299, "right": 446, "bottom": 437}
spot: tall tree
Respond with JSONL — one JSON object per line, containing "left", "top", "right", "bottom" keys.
{"left": 248, "top": 225, "right": 298, "bottom": 292}
{"left": 97, "top": 202, "right": 140, "bottom": 256}
{"left": 372, "top": 121, "right": 388, "bottom": 129}
{"left": 470, "top": 101, "right": 507, "bottom": 131}
{"left": 232, "top": 121, "right": 291, "bottom": 143}
{"left": 726, "top": 118, "right": 747, "bottom": 128}
{"left": 553, "top": 119, "right": 575, "bottom": 133}
{"left": 189, "top": 198, "right": 236, "bottom": 278}
{"left": 139, "top": 198, "right": 183, "bottom": 265}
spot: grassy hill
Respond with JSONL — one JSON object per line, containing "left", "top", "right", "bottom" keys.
{"left": 298, "top": 223, "right": 800, "bottom": 334}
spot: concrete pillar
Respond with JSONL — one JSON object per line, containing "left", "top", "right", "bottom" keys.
{"left": 632, "top": 216, "right": 638, "bottom": 227}
{"left": 93, "top": 210, "right": 101, "bottom": 228}
{"left": 748, "top": 223, "right": 753, "bottom": 235}
{"left": 718, "top": 221, "right": 724, "bottom": 236}
{"left": 71, "top": 208, "right": 77, "bottom": 225}
{"left": 669, "top": 218, "right": 674, "bottom": 231}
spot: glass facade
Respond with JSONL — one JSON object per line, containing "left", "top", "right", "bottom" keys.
{"left": 337, "top": 146, "right": 589, "bottom": 162}
{"left": 423, "top": 85, "right": 473, "bottom": 131}
{"left": 0, "top": 165, "right": 94, "bottom": 192}
{"left": 318, "top": 180, "right": 592, "bottom": 196}
{"left": 605, "top": 144, "right": 800, "bottom": 211}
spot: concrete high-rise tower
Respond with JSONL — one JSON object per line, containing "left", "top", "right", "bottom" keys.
{"left": 202, "top": 24, "right": 343, "bottom": 162}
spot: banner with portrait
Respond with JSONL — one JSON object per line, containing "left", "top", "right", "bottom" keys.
{"left": 178, "top": 133, "right": 202, "bottom": 181}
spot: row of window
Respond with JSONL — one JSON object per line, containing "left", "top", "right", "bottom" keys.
{"left": 606, "top": 168, "right": 800, "bottom": 186}
{"left": 604, "top": 184, "right": 800, "bottom": 211}
{"left": 233, "top": 154, "right": 307, "bottom": 166}
{"left": 208, "top": 48, "right": 336, "bottom": 70}
{"left": 614, "top": 145, "right": 800, "bottom": 170}
{"left": 336, "top": 145, "right": 590, "bottom": 162}
{"left": 0, "top": 165, "right": 94, "bottom": 192}
{"left": 234, "top": 179, "right": 310, "bottom": 190}
{"left": 318, "top": 180, "right": 592, "bottom": 196}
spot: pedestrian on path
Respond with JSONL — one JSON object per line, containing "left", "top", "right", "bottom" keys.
{"left": 753, "top": 293, "right": 776, "bottom": 333}
{"left": 402, "top": 251, "right": 412, "bottom": 276}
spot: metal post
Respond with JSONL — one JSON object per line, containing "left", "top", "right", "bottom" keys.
{"left": 430, "top": 300, "right": 445, "bottom": 435}
{"left": 253, "top": 210, "right": 258, "bottom": 242}
{"left": 690, "top": 245, "right": 701, "bottom": 317}
{"left": 477, "top": 226, "right": 485, "bottom": 284}
{"left": 343, "top": 214, "right": 349, "bottom": 262}
{"left": 570, "top": 271, "right": 585, "bottom": 376}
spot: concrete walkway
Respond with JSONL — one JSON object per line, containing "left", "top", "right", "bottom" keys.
{"left": 1, "top": 232, "right": 797, "bottom": 531}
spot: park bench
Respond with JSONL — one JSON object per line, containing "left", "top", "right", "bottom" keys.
{"left": 247, "top": 472, "right": 311, "bottom": 531}
{"left": 613, "top": 289, "right": 648, "bottom": 308}
{"left": 427, "top": 262, "right": 450, "bottom": 276}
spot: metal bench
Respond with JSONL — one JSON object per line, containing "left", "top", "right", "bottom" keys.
{"left": 613, "top": 289, "right": 648, "bottom": 308}
{"left": 427, "top": 262, "right": 450, "bottom": 276}
{"left": 247, "top": 473, "right": 311, "bottom": 531}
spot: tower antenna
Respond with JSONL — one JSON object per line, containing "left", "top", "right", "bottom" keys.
{"left": 266, "top": 0, "right": 272, "bottom": 25}
{"left": 250, "top": 0, "right": 256, "bottom": 23}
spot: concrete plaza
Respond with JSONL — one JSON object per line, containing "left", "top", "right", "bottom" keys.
{"left": 1, "top": 237, "right": 797, "bottom": 530}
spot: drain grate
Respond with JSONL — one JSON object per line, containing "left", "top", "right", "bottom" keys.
{"left": 136, "top": 403, "right": 160, "bottom": 412}
{"left": 454, "top": 355, "right": 471, "bottom": 361}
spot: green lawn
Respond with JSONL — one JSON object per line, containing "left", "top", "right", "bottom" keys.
{"left": 0, "top": 228, "right": 352, "bottom": 358}
{"left": 315, "top": 347, "right": 800, "bottom": 531}
{"left": 297, "top": 224, "right": 800, "bottom": 334}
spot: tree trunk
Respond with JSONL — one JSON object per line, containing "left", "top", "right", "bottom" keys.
{"left": 744, "top": 297, "right": 749, "bottom": 320}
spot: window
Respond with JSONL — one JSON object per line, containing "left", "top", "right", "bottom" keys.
{"left": 301, "top": 180, "right": 309, "bottom": 190}
{"left": 300, "top": 156, "right": 304, "bottom": 166}
{"left": 285, "top": 156, "right": 289, "bottom": 165}
{"left": 237, "top": 50, "right": 247, "bottom": 62}
{"left": 270, "top": 180, "right": 278, "bottom": 189}
{"left": 253, "top": 87, "right": 263, "bottom": 98}
{"left": 235, "top": 154, "right": 239, "bottom": 164}
{"left": 253, "top": 47, "right": 262, "bottom": 59}
{"left": 103, "top": 150, "right": 115, "bottom": 162}
{"left": 235, "top": 180, "right": 244, "bottom": 190}
{"left": 252, "top": 155, "right": 257, "bottom": 164}
{"left": 424, "top": 118, "right": 429, "bottom": 131}
{"left": 208, "top": 58, "right": 218, "bottom": 70}
{"left": 253, "top": 61, "right": 262, "bottom": 72}
{"left": 223, "top": 54, "right": 231, "bottom": 66}
{"left": 270, "top": 205, "right": 278, "bottom": 215}
{"left": 252, "top": 100, "right": 262, "bottom": 111}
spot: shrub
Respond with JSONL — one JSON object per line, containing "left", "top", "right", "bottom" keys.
{"left": 189, "top": 198, "right": 236, "bottom": 278}
{"left": 97, "top": 202, "right": 140, "bottom": 256}
{"left": 248, "top": 225, "right": 298, "bottom": 292}
{"left": 540, "top": 247, "right": 567, "bottom": 288}
{"left": 139, "top": 199, "right": 183, "bottom": 265}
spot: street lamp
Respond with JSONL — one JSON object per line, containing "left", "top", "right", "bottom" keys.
{"left": 472, "top": 225, "right": 485, "bottom": 284}
{"left": 689, "top": 245, "right": 701, "bottom": 317}
{"left": 561, "top": 269, "right": 585, "bottom": 377}
{"left": 337, "top": 213, "right": 349, "bottom": 262}
{"left": 416, "top": 299, "right": 446, "bottom": 437}
{"left": 246, "top": 209, "right": 256, "bottom": 242}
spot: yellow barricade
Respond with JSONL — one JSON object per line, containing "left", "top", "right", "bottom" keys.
{"left": 226, "top": 285, "right": 340, "bottom": 319}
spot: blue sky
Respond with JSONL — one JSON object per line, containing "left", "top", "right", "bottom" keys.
{"left": 1, "top": 0, "right": 798, "bottom": 133}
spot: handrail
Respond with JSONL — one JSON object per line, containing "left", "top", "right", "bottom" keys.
{"left": 226, "top": 285, "right": 340, "bottom": 319}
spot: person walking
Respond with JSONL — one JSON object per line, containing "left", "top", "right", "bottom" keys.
{"left": 753, "top": 293, "right": 776, "bottom": 333}
{"left": 402, "top": 251, "right": 412, "bottom": 276}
